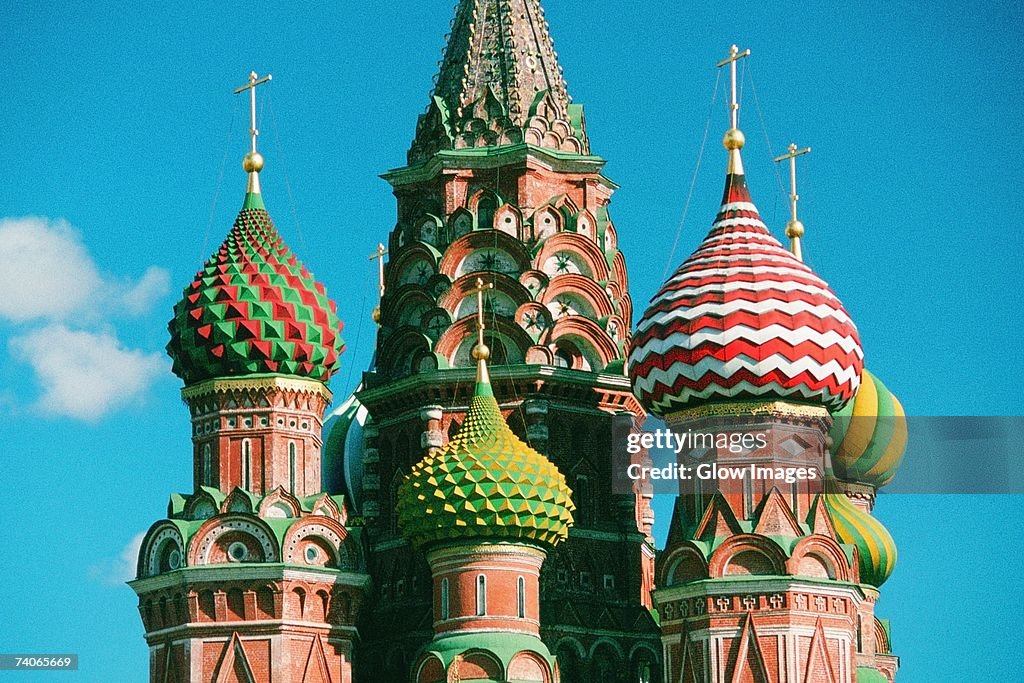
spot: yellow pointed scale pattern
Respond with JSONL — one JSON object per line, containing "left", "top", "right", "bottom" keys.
{"left": 397, "top": 391, "right": 574, "bottom": 549}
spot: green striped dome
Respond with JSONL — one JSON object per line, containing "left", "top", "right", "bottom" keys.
{"left": 829, "top": 370, "right": 906, "bottom": 487}
{"left": 397, "top": 366, "right": 574, "bottom": 549}
{"left": 167, "top": 192, "right": 345, "bottom": 385}
{"left": 824, "top": 481, "right": 897, "bottom": 587}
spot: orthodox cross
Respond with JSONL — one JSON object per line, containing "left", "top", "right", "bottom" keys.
{"left": 774, "top": 143, "right": 812, "bottom": 261}
{"left": 368, "top": 243, "right": 388, "bottom": 298}
{"left": 716, "top": 45, "right": 750, "bottom": 129}
{"left": 368, "top": 243, "right": 388, "bottom": 325}
{"left": 233, "top": 71, "right": 272, "bottom": 155}
{"left": 468, "top": 277, "right": 494, "bottom": 348}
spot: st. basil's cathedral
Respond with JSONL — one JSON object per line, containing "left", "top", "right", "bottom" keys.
{"left": 129, "top": 1, "right": 907, "bottom": 682}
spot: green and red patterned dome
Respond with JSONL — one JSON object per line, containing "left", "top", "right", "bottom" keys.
{"left": 167, "top": 191, "right": 345, "bottom": 385}
{"left": 397, "top": 358, "right": 575, "bottom": 549}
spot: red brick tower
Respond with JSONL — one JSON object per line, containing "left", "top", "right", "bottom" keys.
{"left": 325, "top": 1, "right": 660, "bottom": 680}
{"left": 628, "top": 47, "right": 901, "bottom": 683}
{"left": 131, "top": 72, "right": 369, "bottom": 683}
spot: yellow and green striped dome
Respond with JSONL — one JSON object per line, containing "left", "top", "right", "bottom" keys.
{"left": 823, "top": 481, "right": 897, "bottom": 587}
{"left": 829, "top": 369, "right": 906, "bottom": 488}
{"left": 397, "top": 364, "right": 574, "bottom": 549}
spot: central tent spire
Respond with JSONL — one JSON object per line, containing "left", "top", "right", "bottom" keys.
{"left": 408, "top": 0, "right": 590, "bottom": 163}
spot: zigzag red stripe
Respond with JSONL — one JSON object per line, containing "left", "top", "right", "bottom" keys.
{"left": 630, "top": 338, "right": 864, "bottom": 377}
{"left": 633, "top": 309, "right": 860, "bottom": 344}
{"left": 640, "top": 365, "right": 857, "bottom": 405}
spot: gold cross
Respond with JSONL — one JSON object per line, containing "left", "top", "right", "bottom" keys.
{"left": 774, "top": 142, "right": 812, "bottom": 261}
{"left": 468, "top": 277, "right": 494, "bottom": 349}
{"left": 717, "top": 45, "right": 751, "bottom": 130}
{"left": 233, "top": 71, "right": 272, "bottom": 155}
{"left": 368, "top": 243, "right": 388, "bottom": 298}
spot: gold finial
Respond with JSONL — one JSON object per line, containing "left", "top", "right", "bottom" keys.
{"left": 368, "top": 243, "right": 388, "bottom": 325}
{"left": 717, "top": 44, "right": 751, "bottom": 174}
{"left": 774, "top": 142, "right": 812, "bottom": 261}
{"left": 234, "top": 71, "right": 272, "bottom": 194}
{"left": 468, "top": 277, "right": 495, "bottom": 377}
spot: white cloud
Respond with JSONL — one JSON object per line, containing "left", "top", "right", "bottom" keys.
{"left": 0, "top": 217, "right": 103, "bottom": 322}
{"left": 0, "top": 216, "right": 173, "bottom": 421}
{"left": 8, "top": 324, "right": 166, "bottom": 421}
{"left": 119, "top": 265, "right": 172, "bottom": 315}
{"left": 89, "top": 531, "right": 146, "bottom": 586}
{"left": 0, "top": 216, "right": 170, "bottom": 322}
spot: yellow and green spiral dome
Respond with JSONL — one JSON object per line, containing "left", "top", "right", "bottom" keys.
{"left": 829, "top": 369, "right": 906, "bottom": 488}
{"left": 397, "top": 366, "right": 574, "bottom": 549}
{"left": 824, "top": 481, "right": 897, "bottom": 587}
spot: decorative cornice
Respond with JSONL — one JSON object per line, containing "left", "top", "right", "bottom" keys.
{"left": 384, "top": 143, "right": 608, "bottom": 188}
{"left": 357, "top": 364, "right": 642, "bottom": 418}
{"left": 129, "top": 563, "right": 369, "bottom": 595}
{"left": 181, "top": 374, "right": 333, "bottom": 402}
{"left": 664, "top": 400, "right": 830, "bottom": 422}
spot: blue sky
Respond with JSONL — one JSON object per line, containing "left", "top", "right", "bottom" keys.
{"left": 0, "top": 1, "right": 1021, "bottom": 680}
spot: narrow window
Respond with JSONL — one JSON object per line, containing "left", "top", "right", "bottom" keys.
{"left": 791, "top": 479, "right": 800, "bottom": 517}
{"left": 517, "top": 576, "right": 526, "bottom": 618}
{"left": 743, "top": 477, "right": 754, "bottom": 518}
{"left": 476, "top": 575, "right": 486, "bottom": 616}
{"left": 201, "top": 444, "right": 212, "bottom": 487}
{"left": 694, "top": 480, "right": 703, "bottom": 519}
{"left": 440, "top": 578, "right": 450, "bottom": 620}
{"left": 289, "top": 442, "right": 297, "bottom": 495}
{"left": 242, "top": 439, "right": 252, "bottom": 490}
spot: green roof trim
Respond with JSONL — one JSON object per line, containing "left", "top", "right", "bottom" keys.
{"left": 856, "top": 666, "right": 889, "bottom": 683}
{"left": 241, "top": 191, "right": 265, "bottom": 210}
{"left": 421, "top": 631, "right": 555, "bottom": 675}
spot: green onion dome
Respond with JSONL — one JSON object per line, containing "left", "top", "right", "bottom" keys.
{"left": 167, "top": 192, "right": 345, "bottom": 385}
{"left": 824, "top": 480, "right": 897, "bottom": 587}
{"left": 829, "top": 369, "right": 907, "bottom": 488}
{"left": 397, "top": 360, "right": 574, "bottom": 549}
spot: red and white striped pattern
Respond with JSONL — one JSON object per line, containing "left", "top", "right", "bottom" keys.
{"left": 628, "top": 171, "right": 863, "bottom": 416}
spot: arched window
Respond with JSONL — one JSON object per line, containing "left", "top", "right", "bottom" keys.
{"left": 477, "top": 195, "right": 497, "bottom": 231}
{"left": 289, "top": 442, "right": 297, "bottom": 495}
{"left": 476, "top": 575, "right": 487, "bottom": 616}
{"left": 241, "top": 439, "right": 252, "bottom": 490}
{"left": 517, "top": 576, "right": 526, "bottom": 618}
{"left": 574, "top": 475, "right": 591, "bottom": 526}
{"left": 201, "top": 444, "right": 212, "bottom": 487}
{"left": 440, "top": 578, "right": 450, "bottom": 620}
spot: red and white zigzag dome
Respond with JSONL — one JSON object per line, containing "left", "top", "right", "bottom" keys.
{"left": 628, "top": 145, "right": 863, "bottom": 417}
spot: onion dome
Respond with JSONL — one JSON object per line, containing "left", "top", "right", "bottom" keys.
{"left": 829, "top": 369, "right": 907, "bottom": 488}
{"left": 823, "top": 481, "right": 897, "bottom": 586}
{"left": 397, "top": 349, "right": 574, "bottom": 549}
{"left": 322, "top": 385, "right": 368, "bottom": 508}
{"left": 167, "top": 188, "right": 345, "bottom": 386}
{"left": 628, "top": 135, "right": 863, "bottom": 416}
